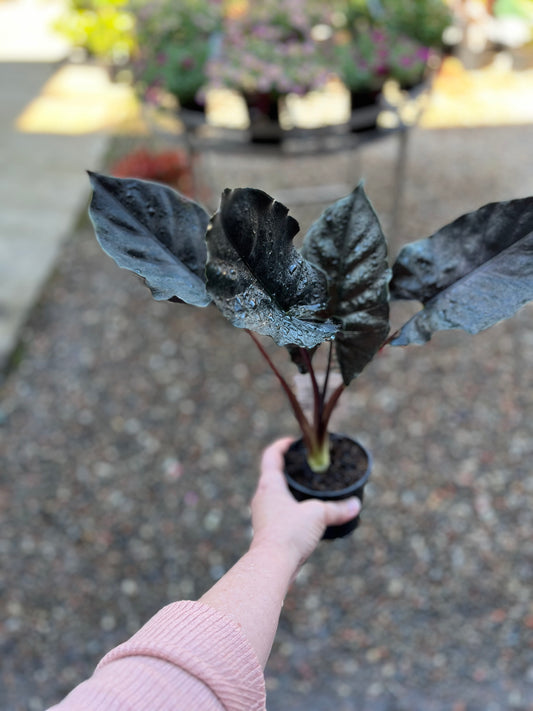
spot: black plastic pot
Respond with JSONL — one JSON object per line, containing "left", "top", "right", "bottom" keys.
{"left": 284, "top": 435, "right": 372, "bottom": 540}
{"left": 349, "top": 89, "right": 382, "bottom": 133}
{"left": 243, "top": 92, "right": 283, "bottom": 144}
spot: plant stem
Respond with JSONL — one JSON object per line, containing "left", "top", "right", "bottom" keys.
{"left": 320, "top": 382, "right": 345, "bottom": 441}
{"left": 321, "top": 340, "right": 334, "bottom": 410}
{"left": 299, "top": 348, "right": 321, "bottom": 439}
{"left": 380, "top": 330, "right": 399, "bottom": 348}
{"left": 246, "top": 331, "right": 315, "bottom": 447}
{"left": 247, "top": 333, "right": 344, "bottom": 475}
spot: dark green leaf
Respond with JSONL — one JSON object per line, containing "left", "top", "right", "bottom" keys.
{"left": 302, "top": 184, "right": 391, "bottom": 384}
{"left": 390, "top": 196, "right": 533, "bottom": 345}
{"left": 88, "top": 172, "right": 211, "bottom": 307}
{"left": 205, "top": 188, "right": 337, "bottom": 348}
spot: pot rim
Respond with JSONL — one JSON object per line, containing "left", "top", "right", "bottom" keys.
{"left": 284, "top": 434, "right": 372, "bottom": 499}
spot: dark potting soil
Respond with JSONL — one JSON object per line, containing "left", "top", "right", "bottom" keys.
{"left": 284, "top": 435, "right": 369, "bottom": 492}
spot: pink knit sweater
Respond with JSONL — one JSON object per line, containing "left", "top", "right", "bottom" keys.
{"left": 48, "top": 600, "right": 266, "bottom": 710}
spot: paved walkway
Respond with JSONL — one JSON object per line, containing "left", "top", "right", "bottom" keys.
{"left": 0, "top": 0, "right": 111, "bottom": 371}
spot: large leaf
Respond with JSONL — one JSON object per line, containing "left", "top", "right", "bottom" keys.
{"left": 88, "top": 172, "right": 211, "bottom": 307}
{"left": 302, "top": 184, "right": 391, "bottom": 385}
{"left": 205, "top": 188, "right": 338, "bottom": 348}
{"left": 389, "top": 196, "right": 533, "bottom": 345}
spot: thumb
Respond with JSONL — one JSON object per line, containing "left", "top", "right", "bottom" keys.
{"left": 322, "top": 497, "right": 361, "bottom": 527}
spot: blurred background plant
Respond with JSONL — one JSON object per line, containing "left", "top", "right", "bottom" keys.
{"left": 495, "top": 0, "right": 533, "bottom": 23}
{"left": 332, "top": 26, "right": 390, "bottom": 95}
{"left": 378, "top": 0, "right": 453, "bottom": 48}
{"left": 130, "top": 0, "right": 222, "bottom": 110}
{"left": 53, "top": 0, "right": 453, "bottom": 106}
{"left": 387, "top": 35, "right": 432, "bottom": 88}
{"left": 110, "top": 146, "right": 194, "bottom": 194}
{"left": 330, "top": 0, "right": 452, "bottom": 94}
{"left": 53, "top": 0, "right": 137, "bottom": 65}
{"left": 206, "top": 0, "right": 334, "bottom": 98}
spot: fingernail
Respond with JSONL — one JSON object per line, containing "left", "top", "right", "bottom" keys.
{"left": 346, "top": 497, "right": 361, "bottom": 516}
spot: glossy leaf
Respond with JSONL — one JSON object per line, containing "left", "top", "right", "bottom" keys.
{"left": 302, "top": 184, "right": 391, "bottom": 385}
{"left": 88, "top": 172, "right": 211, "bottom": 307}
{"left": 205, "top": 188, "right": 338, "bottom": 348}
{"left": 390, "top": 196, "right": 533, "bottom": 345}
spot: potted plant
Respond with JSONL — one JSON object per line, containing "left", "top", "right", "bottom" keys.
{"left": 87, "top": 173, "right": 533, "bottom": 538}
{"left": 330, "top": 0, "right": 451, "bottom": 126}
{"left": 130, "top": 0, "right": 222, "bottom": 117}
{"left": 386, "top": 34, "right": 432, "bottom": 91}
{"left": 332, "top": 25, "right": 390, "bottom": 131}
{"left": 206, "top": 0, "right": 334, "bottom": 142}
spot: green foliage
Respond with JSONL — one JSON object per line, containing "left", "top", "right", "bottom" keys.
{"left": 333, "top": 24, "right": 432, "bottom": 91}
{"left": 53, "top": 0, "right": 137, "bottom": 63}
{"left": 332, "top": 0, "right": 452, "bottom": 47}
{"left": 131, "top": 0, "right": 222, "bottom": 106}
{"left": 55, "top": 0, "right": 451, "bottom": 105}
{"left": 378, "top": 0, "right": 452, "bottom": 49}
{"left": 207, "top": 0, "right": 334, "bottom": 97}
{"left": 495, "top": 0, "right": 533, "bottom": 22}
{"left": 333, "top": 27, "right": 389, "bottom": 91}
{"left": 387, "top": 34, "right": 431, "bottom": 87}
{"left": 331, "top": 0, "right": 450, "bottom": 91}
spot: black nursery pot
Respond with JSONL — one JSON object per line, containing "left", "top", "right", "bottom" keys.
{"left": 284, "top": 434, "right": 372, "bottom": 540}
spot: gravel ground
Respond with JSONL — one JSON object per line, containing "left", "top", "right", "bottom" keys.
{"left": 1, "top": 125, "right": 532, "bottom": 711}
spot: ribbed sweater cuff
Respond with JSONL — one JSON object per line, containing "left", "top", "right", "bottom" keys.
{"left": 97, "top": 600, "right": 266, "bottom": 711}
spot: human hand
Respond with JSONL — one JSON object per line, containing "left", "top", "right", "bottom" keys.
{"left": 250, "top": 438, "right": 361, "bottom": 570}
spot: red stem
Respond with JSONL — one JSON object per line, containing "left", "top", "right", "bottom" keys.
{"left": 380, "top": 330, "right": 399, "bottom": 349}
{"left": 321, "top": 340, "right": 334, "bottom": 410}
{"left": 319, "top": 382, "right": 345, "bottom": 442}
{"left": 299, "top": 348, "right": 321, "bottom": 435}
{"left": 246, "top": 331, "right": 316, "bottom": 447}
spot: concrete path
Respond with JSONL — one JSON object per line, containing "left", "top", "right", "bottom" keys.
{"left": 0, "top": 0, "right": 110, "bottom": 371}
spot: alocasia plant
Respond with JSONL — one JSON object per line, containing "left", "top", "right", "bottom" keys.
{"left": 88, "top": 171, "right": 533, "bottom": 475}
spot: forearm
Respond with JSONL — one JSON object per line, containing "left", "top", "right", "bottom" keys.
{"left": 199, "top": 540, "right": 299, "bottom": 668}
